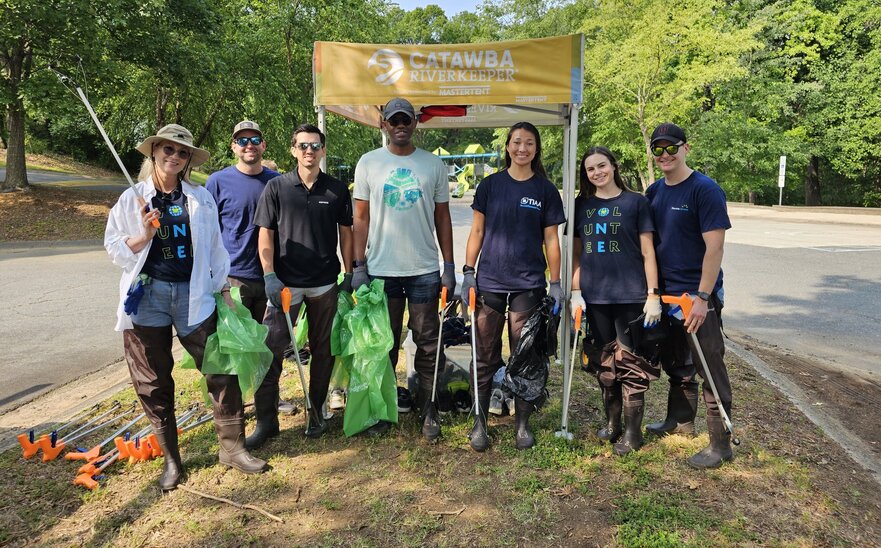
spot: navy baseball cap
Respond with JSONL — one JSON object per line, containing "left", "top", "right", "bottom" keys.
{"left": 650, "top": 123, "right": 687, "bottom": 145}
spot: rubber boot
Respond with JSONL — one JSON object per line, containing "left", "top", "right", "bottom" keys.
{"left": 245, "top": 390, "right": 280, "bottom": 450}
{"left": 469, "top": 389, "right": 491, "bottom": 452}
{"left": 613, "top": 399, "right": 644, "bottom": 456}
{"left": 687, "top": 412, "right": 733, "bottom": 469}
{"left": 597, "top": 383, "right": 623, "bottom": 443}
{"left": 304, "top": 405, "right": 328, "bottom": 438}
{"left": 153, "top": 422, "right": 182, "bottom": 491}
{"left": 514, "top": 397, "right": 536, "bottom": 450}
{"left": 421, "top": 398, "right": 441, "bottom": 442}
{"left": 216, "top": 417, "right": 268, "bottom": 474}
{"left": 646, "top": 380, "right": 699, "bottom": 436}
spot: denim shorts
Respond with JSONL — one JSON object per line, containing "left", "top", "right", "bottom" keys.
{"left": 130, "top": 280, "right": 199, "bottom": 338}
{"left": 371, "top": 271, "right": 440, "bottom": 304}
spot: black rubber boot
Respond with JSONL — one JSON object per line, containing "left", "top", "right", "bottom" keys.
{"left": 646, "top": 380, "right": 699, "bottom": 436}
{"left": 514, "top": 397, "right": 535, "bottom": 450}
{"left": 469, "top": 390, "right": 491, "bottom": 452}
{"left": 245, "top": 390, "right": 280, "bottom": 450}
{"left": 421, "top": 399, "right": 441, "bottom": 442}
{"left": 597, "top": 382, "right": 623, "bottom": 443}
{"left": 216, "top": 418, "right": 268, "bottom": 474}
{"left": 613, "top": 399, "right": 644, "bottom": 456}
{"left": 153, "top": 422, "right": 182, "bottom": 491}
{"left": 687, "top": 412, "right": 733, "bottom": 469}
{"left": 304, "top": 406, "right": 328, "bottom": 438}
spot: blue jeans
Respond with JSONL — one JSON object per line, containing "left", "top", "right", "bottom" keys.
{"left": 371, "top": 271, "right": 440, "bottom": 304}
{"left": 130, "top": 280, "right": 200, "bottom": 338}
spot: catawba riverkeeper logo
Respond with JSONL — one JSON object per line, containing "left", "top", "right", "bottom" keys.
{"left": 367, "top": 47, "right": 517, "bottom": 94}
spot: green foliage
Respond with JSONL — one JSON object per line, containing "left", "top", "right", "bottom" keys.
{"left": 614, "top": 493, "right": 718, "bottom": 547}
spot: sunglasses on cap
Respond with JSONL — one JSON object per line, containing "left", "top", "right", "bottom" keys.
{"left": 235, "top": 136, "right": 263, "bottom": 147}
{"left": 295, "top": 142, "right": 324, "bottom": 151}
{"left": 386, "top": 114, "right": 413, "bottom": 127}
{"left": 651, "top": 144, "right": 682, "bottom": 157}
{"left": 161, "top": 145, "right": 190, "bottom": 159}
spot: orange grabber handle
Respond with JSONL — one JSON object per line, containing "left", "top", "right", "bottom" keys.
{"left": 137, "top": 196, "right": 161, "bottom": 228}
{"left": 114, "top": 436, "right": 130, "bottom": 459}
{"left": 574, "top": 306, "right": 583, "bottom": 330}
{"left": 73, "top": 473, "right": 99, "bottom": 490}
{"left": 18, "top": 433, "right": 48, "bottom": 460}
{"left": 281, "top": 287, "right": 292, "bottom": 314}
{"left": 468, "top": 288, "right": 476, "bottom": 315}
{"left": 147, "top": 433, "right": 164, "bottom": 458}
{"left": 41, "top": 440, "right": 66, "bottom": 462}
{"left": 440, "top": 287, "right": 448, "bottom": 311}
{"left": 661, "top": 293, "right": 693, "bottom": 320}
{"left": 65, "top": 444, "right": 101, "bottom": 461}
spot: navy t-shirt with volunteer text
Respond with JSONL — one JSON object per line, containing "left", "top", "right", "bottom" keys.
{"left": 472, "top": 170, "right": 566, "bottom": 292}
{"left": 644, "top": 171, "right": 731, "bottom": 294}
{"left": 575, "top": 191, "right": 654, "bottom": 304}
{"left": 141, "top": 189, "right": 193, "bottom": 282}
{"left": 206, "top": 166, "right": 280, "bottom": 281}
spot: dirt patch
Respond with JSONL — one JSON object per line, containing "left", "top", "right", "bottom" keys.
{"left": 733, "top": 334, "right": 881, "bottom": 459}
{"left": 0, "top": 185, "right": 119, "bottom": 241}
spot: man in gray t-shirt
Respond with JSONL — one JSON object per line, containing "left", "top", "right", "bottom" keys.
{"left": 352, "top": 97, "right": 456, "bottom": 441}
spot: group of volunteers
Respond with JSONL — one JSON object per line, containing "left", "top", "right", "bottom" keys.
{"left": 104, "top": 96, "right": 733, "bottom": 493}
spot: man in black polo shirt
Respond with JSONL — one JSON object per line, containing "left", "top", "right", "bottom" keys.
{"left": 248, "top": 124, "right": 354, "bottom": 445}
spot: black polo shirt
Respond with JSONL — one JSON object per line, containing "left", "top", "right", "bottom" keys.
{"left": 254, "top": 170, "right": 353, "bottom": 287}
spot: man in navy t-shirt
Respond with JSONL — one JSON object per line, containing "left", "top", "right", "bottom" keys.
{"left": 644, "top": 122, "right": 734, "bottom": 469}
{"left": 206, "top": 120, "right": 280, "bottom": 322}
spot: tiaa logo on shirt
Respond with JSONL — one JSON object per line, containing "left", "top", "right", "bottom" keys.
{"left": 520, "top": 197, "right": 541, "bottom": 211}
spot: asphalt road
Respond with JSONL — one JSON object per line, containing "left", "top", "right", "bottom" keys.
{"left": 0, "top": 167, "right": 127, "bottom": 192}
{"left": 1, "top": 199, "right": 879, "bottom": 414}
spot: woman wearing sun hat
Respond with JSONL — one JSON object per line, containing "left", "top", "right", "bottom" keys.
{"left": 105, "top": 124, "right": 267, "bottom": 491}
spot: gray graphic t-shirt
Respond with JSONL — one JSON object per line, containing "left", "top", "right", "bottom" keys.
{"left": 353, "top": 147, "right": 449, "bottom": 276}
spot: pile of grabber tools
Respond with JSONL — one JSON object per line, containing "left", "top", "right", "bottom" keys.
{"left": 16, "top": 401, "right": 213, "bottom": 490}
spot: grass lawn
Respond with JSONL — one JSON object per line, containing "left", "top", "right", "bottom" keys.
{"left": 3, "top": 345, "right": 880, "bottom": 546}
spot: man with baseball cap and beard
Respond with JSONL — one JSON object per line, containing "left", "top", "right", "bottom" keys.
{"left": 206, "top": 120, "right": 280, "bottom": 323}
{"left": 643, "top": 122, "right": 734, "bottom": 469}
{"left": 352, "top": 97, "right": 456, "bottom": 441}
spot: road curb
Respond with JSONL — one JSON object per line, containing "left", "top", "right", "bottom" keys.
{"left": 726, "top": 338, "right": 881, "bottom": 486}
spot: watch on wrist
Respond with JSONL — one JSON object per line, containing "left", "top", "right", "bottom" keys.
{"left": 463, "top": 265, "right": 475, "bottom": 274}
{"left": 648, "top": 288, "right": 660, "bottom": 296}
{"left": 353, "top": 259, "right": 366, "bottom": 268}
{"left": 696, "top": 291, "right": 711, "bottom": 302}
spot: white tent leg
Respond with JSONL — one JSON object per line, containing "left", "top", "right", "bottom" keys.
{"left": 317, "top": 106, "right": 327, "bottom": 172}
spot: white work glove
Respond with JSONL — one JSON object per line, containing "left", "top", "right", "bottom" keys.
{"left": 570, "top": 289, "right": 586, "bottom": 320}
{"left": 643, "top": 295, "right": 662, "bottom": 327}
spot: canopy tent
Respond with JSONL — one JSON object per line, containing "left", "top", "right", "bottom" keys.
{"left": 312, "top": 34, "right": 584, "bottom": 436}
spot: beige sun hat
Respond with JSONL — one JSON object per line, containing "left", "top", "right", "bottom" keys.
{"left": 136, "top": 124, "right": 210, "bottom": 167}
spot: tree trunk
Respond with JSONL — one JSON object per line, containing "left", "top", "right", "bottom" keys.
{"left": 194, "top": 92, "right": 224, "bottom": 148}
{"left": 635, "top": 93, "right": 654, "bottom": 191}
{"left": 1, "top": 42, "right": 29, "bottom": 192}
{"left": 155, "top": 87, "right": 168, "bottom": 129}
{"left": 805, "top": 155, "right": 820, "bottom": 206}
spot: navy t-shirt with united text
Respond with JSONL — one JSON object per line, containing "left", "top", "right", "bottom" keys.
{"left": 574, "top": 191, "right": 654, "bottom": 304}
{"left": 141, "top": 189, "right": 193, "bottom": 282}
{"left": 472, "top": 170, "right": 566, "bottom": 292}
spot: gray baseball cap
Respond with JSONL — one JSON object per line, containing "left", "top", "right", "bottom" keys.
{"left": 382, "top": 98, "right": 416, "bottom": 120}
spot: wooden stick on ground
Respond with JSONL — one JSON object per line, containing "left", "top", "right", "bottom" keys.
{"left": 178, "top": 485, "right": 284, "bottom": 523}
{"left": 427, "top": 506, "right": 466, "bottom": 517}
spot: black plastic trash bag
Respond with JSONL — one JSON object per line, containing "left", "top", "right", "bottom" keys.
{"left": 504, "top": 297, "right": 559, "bottom": 406}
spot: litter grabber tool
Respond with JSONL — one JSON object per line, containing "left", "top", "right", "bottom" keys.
{"left": 40, "top": 402, "right": 134, "bottom": 462}
{"left": 65, "top": 411, "right": 147, "bottom": 461}
{"left": 49, "top": 65, "right": 159, "bottom": 228}
{"left": 468, "top": 288, "right": 482, "bottom": 425}
{"left": 73, "top": 452, "right": 120, "bottom": 490}
{"left": 423, "top": 287, "right": 451, "bottom": 442}
{"left": 662, "top": 293, "right": 740, "bottom": 446}
{"left": 17, "top": 402, "right": 102, "bottom": 459}
{"left": 281, "top": 287, "right": 323, "bottom": 436}
{"left": 556, "top": 306, "right": 583, "bottom": 441}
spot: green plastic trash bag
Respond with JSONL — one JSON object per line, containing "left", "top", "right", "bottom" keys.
{"left": 295, "top": 304, "right": 308, "bottom": 350}
{"left": 342, "top": 279, "right": 399, "bottom": 436}
{"left": 329, "top": 290, "right": 355, "bottom": 390}
{"left": 180, "top": 287, "right": 273, "bottom": 405}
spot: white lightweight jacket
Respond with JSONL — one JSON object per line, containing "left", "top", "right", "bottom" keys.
{"left": 104, "top": 178, "right": 230, "bottom": 331}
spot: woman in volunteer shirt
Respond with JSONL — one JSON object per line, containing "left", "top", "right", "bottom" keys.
{"left": 570, "top": 146, "right": 661, "bottom": 456}
{"left": 460, "top": 121, "right": 565, "bottom": 452}
{"left": 105, "top": 124, "right": 266, "bottom": 491}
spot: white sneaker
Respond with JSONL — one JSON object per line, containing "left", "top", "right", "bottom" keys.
{"left": 278, "top": 400, "right": 298, "bottom": 415}
{"left": 328, "top": 389, "right": 346, "bottom": 410}
{"left": 322, "top": 402, "right": 334, "bottom": 420}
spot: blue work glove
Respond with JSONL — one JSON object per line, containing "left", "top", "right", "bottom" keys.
{"left": 441, "top": 262, "right": 456, "bottom": 295}
{"left": 461, "top": 269, "right": 477, "bottom": 309}
{"left": 264, "top": 272, "right": 285, "bottom": 308}
{"left": 548, "top": 280, "right": 564, "bottom": 315}
{"left": 123, "top": 274, "right": 148, "bottom": 316}
{"left": 340, "top": 272, "right": 354, "bottom": 293}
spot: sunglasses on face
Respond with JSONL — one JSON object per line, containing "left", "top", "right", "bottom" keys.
{"left": 161, "top": 145, "right": 190, "bottom": 159}
{"left": 651, "top": 144, "right": 682, "bottom": 157}
{"left": 295, "top": 142, "right": 324, "bottom": 151}
{"left": 387, "top": 115, "right": 412, "bottom": 127}
{"left": 235, "top": 136, "right": 263, "bottom": 147}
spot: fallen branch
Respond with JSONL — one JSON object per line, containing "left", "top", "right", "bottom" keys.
{"left": 428, "top": 505, "right": 466, "bottom": 517}
{"left": 178, "top": 485, "right": 284, "bottom": 523}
